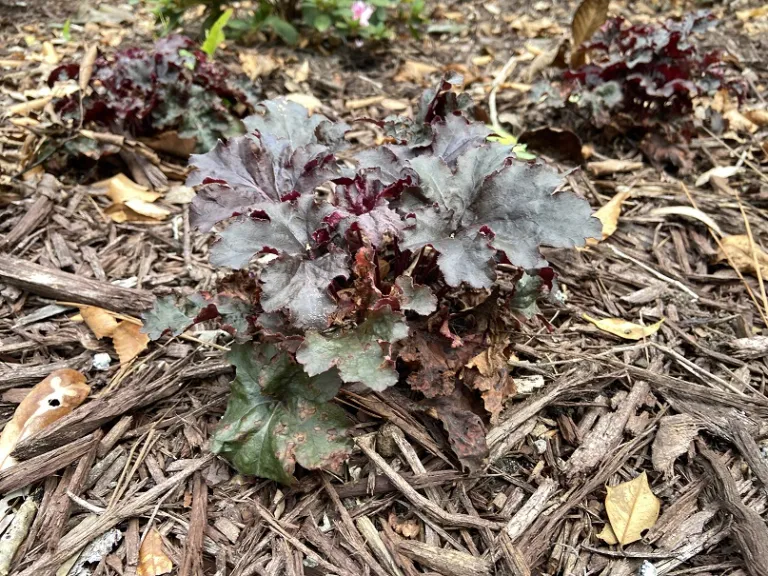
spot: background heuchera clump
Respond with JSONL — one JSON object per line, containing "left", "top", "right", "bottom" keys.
{"left": 143, "top": 75, "right": 602, "bottom": 485}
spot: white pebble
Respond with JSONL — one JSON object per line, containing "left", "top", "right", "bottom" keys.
{"left": 533, "top": 438, "right": 547, "bottom": 454}
{"left": 638, "top": 561, "right": 657, "bottom": 576}
{"left": 92, "top": 353, "right": 112, "bottom": 371}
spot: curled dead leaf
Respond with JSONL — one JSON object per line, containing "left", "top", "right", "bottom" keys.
{"left": 79, "top": 44, "right": 99, "bottom": 92}
{"left": 650, "top": 206, "right": 723, "bottom": 237}
{"left": 98, "top": 174, "right": 160, "bottom": 204}
{"left": 716, "top": 234, "right": 768, "bottom": 278}
{"left": 586, "top": 190, "right": 630, "bottom": 245}
{"left": 583, "top": 314, "right": 664, "bottom": 340}
{"left": 393, "top": 60, "right": 440, "bottom": 84}
{"left": 587, "top": 159, "right": 643, "bottom": 177}
{"left": 79, "top": 305, "right": 119, "bottom": 339}
{"left": 724, "top": 109, "right": 758, "bottom": 133}
{"left": 745, "top": 109, "right": 768, "bottom": 127}
{"left": 605, "top": 472, "right": 660, "bottom": 545}
{"left": 570, "top": 0, "right": 610, "bottom": 66}
{"left": 112, "top": 321, "right": 150, "bottom": 364}
{"left": 464, "top": 344, "right": 516, "bottom": 424}
{"left": 137, "top": 527, "right": 172, "bottom": 576}
{"left": 0, "top": 369, "right": 90, "bottom": 470}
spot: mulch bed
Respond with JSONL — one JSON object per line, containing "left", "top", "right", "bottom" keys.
{"left": 2, "top": 0, "right": 768, "bottom": 574}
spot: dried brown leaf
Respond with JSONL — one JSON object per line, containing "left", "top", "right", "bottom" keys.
{"left": 586, "top": 190, "right": 630, "bottom": 245}
{"left": 112, "top": 321, "right": 150, "bottom": 364}
{"left": 582, "top": 314, "right": 664, "bottom": 340}
{"left": 80, "top": 44, "right": 99, "bottom": 92}
{"left": 393, "top": 61, "right": 440, "bottom": 84}
{"left": 0, "top": 369, "right": 90, "bottom": 470}
{"left": 586, "top": 159, "right": 643, "bottom": 177}
{"left": 137, "top": 527, "right": 172, "bottom": 576}
{"left": 571, "top": 0, "right": 610, "bottom": 65}
{"left": 79, "top": 305, "right": 119, "bottom": 339}
{"left": 717, "top": 234, "right": 768, "bottom": 278}
{"left": 464, "top": 344, "right": 515, "bottom": 424}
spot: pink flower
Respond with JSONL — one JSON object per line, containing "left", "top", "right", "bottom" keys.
{"left": 351, "top": 1, "right": 374, "bottom": 27}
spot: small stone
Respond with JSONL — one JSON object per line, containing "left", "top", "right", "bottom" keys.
{"left": 533, "top": 439, "right": 547, "bottom": 454}
{"left": 638, "top": 561, "right": 657, "bottom": 576}
{"left": 92, "top": 352, "right": 112, "bottom": 371}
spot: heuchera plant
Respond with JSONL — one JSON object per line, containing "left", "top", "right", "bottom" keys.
{"left": 562, "top": 11, "right": 740, "bottom": 129}
{"left": 143, "top": 76, "right": 601, "bottom": 484}
{"left": 48, "top": 35, "right": 260, "bottom": 153}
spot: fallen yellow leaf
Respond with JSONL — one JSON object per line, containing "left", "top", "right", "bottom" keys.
{"left": 605, "top": 472, "right": 660, "bottom": 545}
{"left": 98, "top": 173, "right": 160, "bottom": 204}
{"left": 596, "top": 524, "right": 618, "bottom": 545}
{"left": 583, "top": 314, "right": 664, "bottom": 340}
{"left": 137, "top": 527, "right": 172, "bottom": 576}
{"left": 745, "top": 109, "right": 768, "bottom": 127}
{"left": 393, "top": 60, "right": 440, "bottom": 84}
{"left": 717, "top": 234, "right": 768, "bottom": 278}
{"left": 112, "top": 322, "right": 149, "bottom": 364}
{"left": 124, "top": 199, "right": 171, "bottom": 220}
{"left": 586, "top": 190, "right": 631, "bottom": 245}
{"left": 285, "top": 93, "right": 323, "bottom": 114}
{"left": 79, "top": 306, "right": 119, "bottom": 339}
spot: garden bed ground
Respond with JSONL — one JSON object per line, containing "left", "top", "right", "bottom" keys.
{"left": 2, "top": 0, "right": 768, "bottom": 574}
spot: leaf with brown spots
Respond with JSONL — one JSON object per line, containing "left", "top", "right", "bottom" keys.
{"left": 399, "top": 332, "right": 481, "bottom": 398}
{"left": 211, "top": 343, "right": 352, "bottom": 485}
{"left": 425, "top": 385, "right": 488, "bottom": 471}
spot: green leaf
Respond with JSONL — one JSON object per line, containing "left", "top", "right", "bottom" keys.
{"left": 202, "top": 8, "right": 233, "bottom": 57}
{"left": 313, "top": 13, "right": 332, "bottom": 31}
{"left": 211, "top": 344, "right": 351, "bottom": 484}
{"left": 297, "top": 307, "right": 409, "bottom": 391}
{"left": 393, "top": 275, "right": 437, "bottom": 315}
{"left": 508, "top": 272, "right": 543, "bottom": 319}
{"left": 141, "top": 295, "right": 194, "bottom": 340}
{"left": 62, "top": 19, "right": 71, "bottom": 42}
{"left": 264, "top": 15, "right": 299, "bottom": 45}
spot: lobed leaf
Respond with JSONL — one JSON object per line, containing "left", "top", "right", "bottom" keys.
{"left": 297, "top": 306, "right": 409, "bottom": 391}
{"left": 211, "top": 343, "right": 351, "bottom": 485}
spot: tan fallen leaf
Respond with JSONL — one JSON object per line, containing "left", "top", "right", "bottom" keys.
{"left": 0, "top": 369, "right": 90, "bottom": 470}
{"left": 717, "top": 234, "right": 768, "bottom": 278}
{"left": 97, "top": 173, "right": 160, "bottom": 204}
{"left": 80, "top": 44, "right": 99, "bottom": 92}
{"left": 694, "top": 165, "right": 741, "bottom": 187}
{"left": 137, "top": 527, "right": 173, "bottom": 576}
{"left": 139, "top": 131, "right": 196, "bottom": 158}
{"left": 112, "top": 321, "right": 149, "bottom": 364}
{"left": 287, "top": 60, "right": 309, "bottom": 83}
{"left": 393, "top": 60, "right": 440, "bottom": 84}
{"left": 122, "top": 199, "right": 171, "bottom": 221}
{"left": 79, "top": 305, "right": 119, "bottom": 339}
{"left": 285, "top": 93, "right": 323, "bottom": 114}
{"left": 605, "top": 472, "right": 660, "bottom": 545}
{"left": 472, "top": 55, "right": 493, "bottom": 66}
{"left": 42, "top": 41, "right": 60, "bottom": 64}
{"left": 571, "top": 0, "right": 610, "bottom": 66}
{"left": 586, "top": 190, "right": 630, "bottom": 245}
{"left": 587, "top": 159, "right": 643, "bottom": 177}
{"left": 724, "top": 109, "right": 758, "bottom": 134}
{"left": 389, "top": 512, "right": 421, "bottom": 538}
{"left": 736, "top": 5, "right": 768, "bottom": 20}
{"left": 583, "top": 314, "right": 664, "bottom": 340}
{"left": 745, "top": 109, "right": 768, "bottom": 127}
{"left": 239, "top": 52, "right": 279, "bottom": 79}
{"left": 8, "top": 96, "right": 54, "bottom": 116}
{"left": 596, "top": 524, "right": 618, "bottom": 545}
{"left": 649, "top": 206, "right": 723, "bottom": 237}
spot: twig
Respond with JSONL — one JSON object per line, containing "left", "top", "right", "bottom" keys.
{"left": 66, "top": 491, "right": 105, "bottom": 515}
{"left": 736, "top": 195, "right": 768, "bottom": 322}
{"left": 356, "top": 436, "right": 505, "bottom": 530}
{"left": 488, "top": 57, "right": 517, "bottom": 133}
{"left": 253, "top": 501, "right": 356, "bottom": 576}
{"left": 701, "top": 126, "right": 768, "bottom": 184}
{"left": 606, "top": 244, "right": 699, "bottom": 300}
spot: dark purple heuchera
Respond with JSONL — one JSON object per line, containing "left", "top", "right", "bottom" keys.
{"left": 48, "top": 35, "right": 259, "bottom": 152}
{"left": 143, "top": 76, "right": 600, "bottom": 483}
{"left": 564, "top": 11, "right": 742, "bottom": 128}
